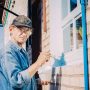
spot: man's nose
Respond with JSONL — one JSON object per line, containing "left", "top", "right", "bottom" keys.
{"left": 21, "top": 32, "right": 27, "bottom": 37}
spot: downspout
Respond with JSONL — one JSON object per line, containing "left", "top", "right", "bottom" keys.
{"left": 80, "top": 0, "right": 89, "bottom": 90}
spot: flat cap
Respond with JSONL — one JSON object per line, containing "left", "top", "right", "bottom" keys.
{"left": 12, "top": 15, "right": 32, "bottom": 29}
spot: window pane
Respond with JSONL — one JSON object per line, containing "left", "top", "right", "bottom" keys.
{"left": 76, "top": 17, "right": 82, "bottom": 48}
{"left": 63, "top": 23, "right": 73, "bottom": 53}
{"left": 70, "top": 0, "right": 77, "bottom": 11}
{"left": 61, "top": 0, "right": 68, "bottom": 19}
{"left": 70, "top": 23, "right": 73, "bottom": 50}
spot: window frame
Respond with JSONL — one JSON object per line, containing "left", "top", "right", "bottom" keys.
{"left": 61, "top": 0, "right": 81, "bottom": 19}
{"left": 61, "top": 0, "right": 82, "bottom": 53}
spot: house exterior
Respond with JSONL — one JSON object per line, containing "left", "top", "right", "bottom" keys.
{"left": 41, "top": 0, "right": 90, "bottom": 90}
{"left": 1, "top": 0, "right": 90, "bottom": 90}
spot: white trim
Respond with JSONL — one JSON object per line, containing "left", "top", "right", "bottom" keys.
{"left": 61, "top": 6, "right": 81, "bottom": 28}
{"left": 62, "top": 4, "right": 82, "bottom": 53}
{"left": 73, "top": 19, "right": 77, "bottom": 50}
{"left": 68, "top": 0, "right": 70, "bottom": 13}
{"left": 74, "top": 13, "right": 82, "bottom": 20}
{"left": 77, "top": 0, "right": 80, "bottom": 6}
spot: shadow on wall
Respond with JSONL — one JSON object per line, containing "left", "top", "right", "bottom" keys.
{"left": 50, "top": 53, "right": 66, "bottom": 90}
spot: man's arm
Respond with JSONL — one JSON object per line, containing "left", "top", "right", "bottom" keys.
{"left": 4, "top": 52, "right": 31, "bottom": 88}
{"left": 27, "top": 52, "right": 50, "bottom": 78}
{"left": 4, "top": 51, "right": 50, "bottom": 88}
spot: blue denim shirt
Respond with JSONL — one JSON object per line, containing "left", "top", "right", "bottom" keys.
{"left": 0, "top": 41, "right": 37, "bottom": 90}
{"left": 0, "top": 64, "right": 8, "bottom": 90}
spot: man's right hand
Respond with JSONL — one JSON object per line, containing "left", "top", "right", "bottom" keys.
{"left": 36, "top": 52, "right": 51, "bottom": 67}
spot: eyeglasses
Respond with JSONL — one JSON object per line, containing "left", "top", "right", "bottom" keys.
{"left": 15, "top": 26, "right": 32, "bottom": 36}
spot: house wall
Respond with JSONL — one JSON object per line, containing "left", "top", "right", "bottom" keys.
{"left": 41, "top": 0, "right": 90, "bottom": 90}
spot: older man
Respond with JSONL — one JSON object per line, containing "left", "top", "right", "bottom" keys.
{"left": 1, "top": 15, "right": 50, "bottom": 90}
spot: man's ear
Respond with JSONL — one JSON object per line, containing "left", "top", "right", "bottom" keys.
{"left": 9, "top": 25, "right": 15, "bottom": 36}
{"left": 9, "top": 25, "right": 15, "bottom": 32}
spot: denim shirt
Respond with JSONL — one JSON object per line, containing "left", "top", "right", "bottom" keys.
{"left": 0, "top": 41, "right": 37, "bottom": 90}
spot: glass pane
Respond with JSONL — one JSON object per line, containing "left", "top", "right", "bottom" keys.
{"left": 63, "top": 23, "right": 73, "bottom": 53}
{"left": 61, "top": 0, "right": 68, "bottom": 19}
{"left": 70, "top": 0, "right": 77, "bottom": 11}
{"left": 70, "top": 23, "right": 73, "bottom": 50}
{"left": 76, "top": 17, "right": 82, "bottom": 48}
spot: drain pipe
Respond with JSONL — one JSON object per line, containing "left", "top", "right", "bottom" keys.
{"left": 80, "top": 0, "right": 89, "bottom": 90}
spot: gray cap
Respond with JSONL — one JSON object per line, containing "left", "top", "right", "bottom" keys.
{"left": 12, "top": 15, "right": 32, "bottom": 29}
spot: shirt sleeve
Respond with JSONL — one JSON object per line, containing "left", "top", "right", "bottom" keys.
{"left": 4, "top": 51, "right": 31, "bottom": 88}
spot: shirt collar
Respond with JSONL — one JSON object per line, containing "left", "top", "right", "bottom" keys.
{"left": 8, "top": 40, "right": 23, "bottom": 51}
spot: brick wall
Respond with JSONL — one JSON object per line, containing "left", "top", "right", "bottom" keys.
{"left": 40, "top": 0, "right": 51, "bottom": 89}
{"left": 42, "top": 0, "right": 50, "bottom": 52}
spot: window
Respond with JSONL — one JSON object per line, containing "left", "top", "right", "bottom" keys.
{"left": 61, "top": 0, "right": 82, "bottom": 53}
{"left": 63, "top": 15, "right": 82, "bottom": 53}
{"left": 61, "top": 0, "right": 80, "bottom": 19}
{"left": 70, "top": 23, "right": 73, "bottom": 49}
{"left": 76, "top": 17, "right": 82, "bottom": 48}
{"left": 63, "top": 23, "right": 73, "bottom": 53}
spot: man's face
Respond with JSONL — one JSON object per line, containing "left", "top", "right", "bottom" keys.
{"left": 9, "top": 25, "right": 32, "bottom": 44}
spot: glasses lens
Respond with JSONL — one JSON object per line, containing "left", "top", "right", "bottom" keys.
{"left": 16, "top": 26, "right": 32, "bottom": 35}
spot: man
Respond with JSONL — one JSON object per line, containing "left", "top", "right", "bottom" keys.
{"left": 1, "top": 15, "right": 50, "bottom": 90}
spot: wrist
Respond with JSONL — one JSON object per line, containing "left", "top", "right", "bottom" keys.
{"left": 35, "top": 61, "right": 42, "bottom": 68}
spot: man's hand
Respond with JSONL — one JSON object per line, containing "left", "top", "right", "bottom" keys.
{"left": 37, "top": 78, "right": 51, "bottom": 85}
{"left": 36, "top": 52, "right": 51, "bottom": 67}
{"left": 27, "top": 52, "right": 51, "bottom": 78}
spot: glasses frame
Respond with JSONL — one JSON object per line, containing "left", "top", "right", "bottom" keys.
{"left": 15, "top": 26, "right": 33, "bottom": 36}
